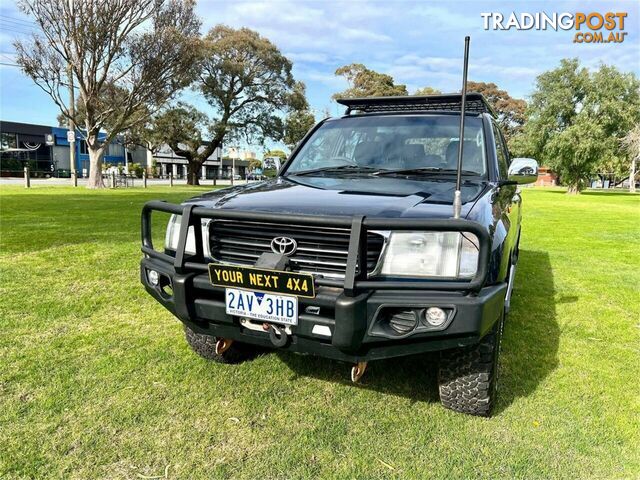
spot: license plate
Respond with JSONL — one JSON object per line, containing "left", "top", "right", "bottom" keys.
{"left": 209, "top": 263, "right": 315, "bottom": 298}
{"left": 225, "top": 288, "right": 298, "bottom": 326}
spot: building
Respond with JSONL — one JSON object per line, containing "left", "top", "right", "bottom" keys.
{"left": 534, "top": 166, "right": 558, "bottom": 187}
{"left": 152, "top": 143, "right": 250, "bottom": 179}
{"left": 1, "top": 120, "right": 127, "bottom": 177}
{"left": 226, "top": 147, "right": 257, "bottom": 161}
{"left": 1, "top": 121, "right": 56, "bottom": 177}
{"left": 1, "top": 120, "right": 250, "bottom": 179}
{"left": 50, "top": 126, "right": 126, "bottom": 177}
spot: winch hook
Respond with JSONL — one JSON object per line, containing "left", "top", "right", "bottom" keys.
{"left": 263, "top": 323, "right": 288, "bottom": 348}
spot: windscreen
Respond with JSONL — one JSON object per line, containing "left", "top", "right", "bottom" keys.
{"left": 286, "top": 115, "right": 487, "bottom": 176}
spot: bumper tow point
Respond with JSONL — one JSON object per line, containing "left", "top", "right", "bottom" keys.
{"left": 351, "top": 361, "right": 368, "bottom": 383}
{"left": 215, "top": 338, "right": 234, "bottom": 355}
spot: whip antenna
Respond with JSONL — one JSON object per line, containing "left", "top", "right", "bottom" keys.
{"left": 453, "top": 35, "right": 470, "bottom": 219}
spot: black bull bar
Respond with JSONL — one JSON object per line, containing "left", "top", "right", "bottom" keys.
{"left": 140, "top": 200, "right": 491, "bottom": 296}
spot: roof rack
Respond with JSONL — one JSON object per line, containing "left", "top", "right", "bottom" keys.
{"left": 336, "top": 93, "right": 496, "bottom": 117}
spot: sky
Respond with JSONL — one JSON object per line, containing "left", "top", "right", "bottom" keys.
{"left": 1, "top": 0, "right": 639, "bottom": 153}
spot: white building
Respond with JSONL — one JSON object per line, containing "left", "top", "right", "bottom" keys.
{"left": 145, "top": 143, "right": 250, "bottom": 179}
{"left": 225, "top": 147, "right": 257, "bottom": 161}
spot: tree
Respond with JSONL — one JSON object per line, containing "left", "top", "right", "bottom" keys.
{"left": 56, "top": 86, "right": 163, "bottom": 164}
{"left": 264, "top": 149, "right": 287, "bottom": 160}
{"left": 621, "top": 125, "right": 640, "bottom": 193}
{"left": 333, "top": 63, "right": 407, "bottom": 99}
{"left": 589, "top": 65, "right": 640, "bottom": 188}
{"left": 283, "top": 81, "right": 315, "bottom": 149}
{"left": 248, "top": 158, "right": 262, "bottom": 172}
{"left": 159, "top": 26, "right": 301, "bottom": 185}
{"left": 519, "top": 59, "right": 640, "bottom": 193}
{"left": 466, "top": 81, "right": 526, "bottom": 147}
{"left": 262, "top": 149, "right": 287, "bottom": 177}
{"left": 414, "top": 86, "right": 441, "bottom": 96}
{"left": 284, "top": 110, "right": 316, "bottom": 149}
{"left": 15, "top": 0, "right": 201, "bottom": 188}
{"left": 152, "top": 105, "right": 217, "bottom": 182}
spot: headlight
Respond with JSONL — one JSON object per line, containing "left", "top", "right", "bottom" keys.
{"left": 379, "top": 231, "right": 479, "bottom": 278}
{"left": 165, "top": 214, "right": 210, "bottom": 257}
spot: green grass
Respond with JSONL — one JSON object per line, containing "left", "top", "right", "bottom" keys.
{"left": 1, "top": 185, "right": 638, "bottom": 479}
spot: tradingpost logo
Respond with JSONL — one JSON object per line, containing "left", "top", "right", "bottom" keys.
{"left": 481, "top": 11, "right": 628, "bottom": 44}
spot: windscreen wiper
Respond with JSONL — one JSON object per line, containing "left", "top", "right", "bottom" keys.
{"left": 375, "top": 167, "right": 479, "bottom": 176}
{"left": 290, "top": 165, "right": 381, "bottom": 176}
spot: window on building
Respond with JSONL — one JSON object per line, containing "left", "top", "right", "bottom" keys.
{"left": 107, "top": 142, "right": 124, "bottom": 157}
{"left": 1, "top": 132, "right": 17, "bottom": 150}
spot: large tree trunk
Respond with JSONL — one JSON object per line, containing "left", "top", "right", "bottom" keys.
{"left": 566, "top": 182, "right": 581, "bottom": 195}
{"left": 630, "top": 157, "right": 637, "bottom": 193}
{"left": 86, "top": 141, "right": 106, "bottom": 189}
{"left": 187, "top": 160, "right": 201, "bottom": 186}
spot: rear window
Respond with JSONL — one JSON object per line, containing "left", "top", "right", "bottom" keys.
{"left": 286, "top": 115, "right": 487, "bottom": 175}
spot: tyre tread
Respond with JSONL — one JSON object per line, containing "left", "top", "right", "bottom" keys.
{"left": 438, "top": 319, "right": 502, "bottom": 417}
{"left": 184, "top": 326, "right": 261, "bottom": 364}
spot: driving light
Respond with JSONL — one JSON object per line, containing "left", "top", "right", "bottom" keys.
{"left": 148, "top": 269, "right": 159, "bottom": 286}
{"left": 165, "top": 215, "right": 210, "bottom": 256}
{"left": 379, "top": 232, "right": 479, "bottom": 278}
{"left": 425, "top": 307, "right": 447, "bottom": 326}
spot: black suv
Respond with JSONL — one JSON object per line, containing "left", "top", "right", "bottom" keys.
{"left": 140, "top": 94, "right": 538, "bottom": 416}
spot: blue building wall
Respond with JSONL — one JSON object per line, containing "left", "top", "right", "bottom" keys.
{"left": 51, "top": 127, "right": 126, "bottom": 175}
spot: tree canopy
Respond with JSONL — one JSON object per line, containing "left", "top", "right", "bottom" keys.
{"left": 157, "top": 25, "right": 303, "bottom": 185}
{"left": 284, "top": 110, "right": 316, "bottom": 150}
{"left": 516, "top": 59, "right": 640, "bottom": 193}
{"left": 413, "top": 86, "right": 442, "bottom": 96}
{"left": 466, "top": 81, "right": 526, "bottom": 147}
{"left": 15, "top": 0, "right": 201, "bottom": 188}
{"left": 152, "top": 104, "right": 213, "bottom": 164}
{"left": 264, "top": 149, "right": 287, "bottom": 160}
{"left": 333, "top": 64, "right": 407, "bottom": 99}
{"left": 283, "top": 81, "right": 316, "bottom": 149}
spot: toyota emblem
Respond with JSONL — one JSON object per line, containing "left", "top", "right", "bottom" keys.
{"left": 270, "top": 236, "right": 297, "bottom": 256}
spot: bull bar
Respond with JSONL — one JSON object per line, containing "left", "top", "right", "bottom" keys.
{"left": 140, "top": 200, "right": 492, "bottom": 296}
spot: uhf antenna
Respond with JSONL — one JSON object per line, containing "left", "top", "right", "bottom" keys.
{"left": 453, "top": 36, "right": 470, "bottom": 219}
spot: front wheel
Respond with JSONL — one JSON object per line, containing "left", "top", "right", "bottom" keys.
{"left": 184, "top": 325, "right": 263, "bottom": 364}
{"left": 437, "top": 312, "right": 504, "bottom": 416}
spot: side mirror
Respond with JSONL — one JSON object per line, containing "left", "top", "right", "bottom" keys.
{"left": 508, "top": 158, "right": 539, "bottom": 185}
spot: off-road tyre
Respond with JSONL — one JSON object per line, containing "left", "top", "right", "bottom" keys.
{"left": 438, "top": 313, "right": 504, "bottom": 416}
{"left": 184, "top": 325, "right": 262, "bottom": 364}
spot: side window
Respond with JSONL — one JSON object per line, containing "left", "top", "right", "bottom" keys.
{"left": 492, "top": 123, "right": 509, "bottom": 179}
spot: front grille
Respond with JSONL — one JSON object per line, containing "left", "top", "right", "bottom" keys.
{"left": 209, "top": 219, "right": 385, "bottom": 277}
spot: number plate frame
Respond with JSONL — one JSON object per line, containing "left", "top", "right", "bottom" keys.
{"left": 225, "top": 288, "right": 298, "bottom": 326}
{"left": 209, "top": 263, "right": 316, "bottom": 298}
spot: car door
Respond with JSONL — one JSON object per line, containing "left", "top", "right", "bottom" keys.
{"left": 491, "top": 122, "right": 519, "bottom": 280}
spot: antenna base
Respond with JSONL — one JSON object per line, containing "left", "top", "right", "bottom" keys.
{"left": 453, "top": 190, "right": 462, "bottom": 219}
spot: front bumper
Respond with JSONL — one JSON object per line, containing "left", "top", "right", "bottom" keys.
{"left": 141, "top": 257, "right": 506, "bottom": 363}
{"left": 140, "top": 200, "right": 503, "bottom": 363}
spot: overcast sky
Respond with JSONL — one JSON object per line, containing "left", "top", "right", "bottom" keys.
{"left": 1, "top": 0, "right": 639, "bottom": 147}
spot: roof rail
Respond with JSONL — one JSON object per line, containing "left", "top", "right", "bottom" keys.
{"left": 336, "top": 93, "right": 496, "bottom": 117}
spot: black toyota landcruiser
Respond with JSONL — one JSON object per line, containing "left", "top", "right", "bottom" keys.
{"left": 140, "top": 94, "right": 538, "bottom": 416}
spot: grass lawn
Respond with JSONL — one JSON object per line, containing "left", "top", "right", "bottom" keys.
{"left": 0, "top": 185, "right": 638, "bottom": 479}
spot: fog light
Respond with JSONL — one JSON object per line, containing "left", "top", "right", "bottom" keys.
{"left": 148, "top": 269, "right": 159, "bottom": 286}
{"left": 425, "top": 307, "right": 447, "bottom": 326}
